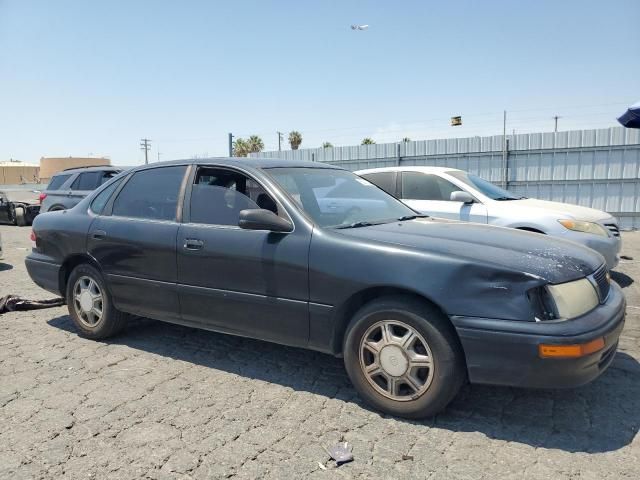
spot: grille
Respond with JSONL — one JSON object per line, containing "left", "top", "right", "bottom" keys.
{"left": 604, "top": 223, "right": 620, "bottom": 237}
{"left": 591, "top": 265, "right": 610, "bottom": 302}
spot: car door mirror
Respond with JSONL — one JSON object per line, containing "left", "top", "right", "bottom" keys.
{"left": 450, "top": 191, "right": 475, "bottom": 204}
{"left": 239, "top": 209, "right": 293, "bottom": 233}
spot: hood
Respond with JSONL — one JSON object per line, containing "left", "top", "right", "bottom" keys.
{"left": 335, "top": 219, "right": 604, "bottom": 283}
{"left": 508, "top": 198, "right": 611, "bottom": 222}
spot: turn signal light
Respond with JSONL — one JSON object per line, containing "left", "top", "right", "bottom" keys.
{"left": 38, "top": 193, "right": 47, "bottom": 204}
{"left": 539, "top": 338, "right": 605, "bottom": 358}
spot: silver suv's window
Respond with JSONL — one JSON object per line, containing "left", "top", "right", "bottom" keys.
{"left": 47, "top": 174, "right": 71, "bottom": 191}
{"left": 71, "top": 171, "right": 119, "bottom": 191}
{"left": 111, "top": 166, "right": 187, "bottom": 221}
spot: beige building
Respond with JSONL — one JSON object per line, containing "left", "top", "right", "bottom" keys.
{"left": 0, "top": 160, "right": 40, "bottom": 185}
{"left": 39, "top": 157, "right": 110, "bottom": 183}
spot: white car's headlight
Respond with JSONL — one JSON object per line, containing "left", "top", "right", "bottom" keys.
{"left": 546, "top": 278, "right": 599, "bottom": 319}
{"left": 558, "top": 219, "right": 608, "bottom": 237}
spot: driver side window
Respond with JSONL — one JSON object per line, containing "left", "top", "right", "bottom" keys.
{"left": 401, "top": 172, "right": 459, "bottom": 201}
{"left": 189, "top": 167, "right": 283, "bottom": 226}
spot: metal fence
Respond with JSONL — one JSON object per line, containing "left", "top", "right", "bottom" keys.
{"left": 252, "top": 127, "right": 640, "bottom": 229}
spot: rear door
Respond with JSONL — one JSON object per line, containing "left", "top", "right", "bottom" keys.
{"left": 359, "top": 171, "right": 398, "bottom": 196}
{"left": 176, "top": 165, "right": 310, "bottom": 347}
{"left": 400, "top": 171, "right": 488, "bottom": 223}
{"left": 87, "top": 165, "right": 188, "bottom": 321}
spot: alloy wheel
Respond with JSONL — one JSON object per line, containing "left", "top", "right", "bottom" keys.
{"left": 359, "top": 320, "right": 435, "bottom": 401}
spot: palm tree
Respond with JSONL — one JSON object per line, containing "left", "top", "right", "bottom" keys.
{"left": 233, "top": 138, "right": 250, "bottom": 157}
{"left": 322, "top": 142, "right": 333, "bottom": 148}
{"left": 361, "top": 137, "right": 375, "bottom": 145}
{"left": 247, "top": 135, "right": 264, "bottom": 154}
{"left": 289, "top": 131, "right": 303, "bottom": 150}
{"left": 402, "top": 137, "right": 411, "bottom": 142}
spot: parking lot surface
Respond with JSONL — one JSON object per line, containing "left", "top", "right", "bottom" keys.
{"left": 1, "top": 224, "right": 639, "bottom": 479}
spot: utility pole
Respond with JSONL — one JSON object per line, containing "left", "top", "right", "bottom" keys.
{"left": 228, "top": 133, "right": 234, "bottom": 157}
{"left": 502, "top": 111, "right": 507, "bottom": 188}
{"left": 157, "top": 150, "right": 161, "bottom": 162}
{"left": 277, "top": 131, "right": 284, "bottom": 151}
{"left": 553, "top": 115, "right": 560, "bottom": 132}
{"left": 140, "top": 138, "right": 151, "bottom": 165}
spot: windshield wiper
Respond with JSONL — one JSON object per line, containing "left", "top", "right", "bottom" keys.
{"left": 334, "top": 221, "right": 375, "bottom": 229}
{"left": 397, "top": 214, "right": 428, "bottom": 221}
{"left": 493, "top": 196, "right": 520, "bottom": 201}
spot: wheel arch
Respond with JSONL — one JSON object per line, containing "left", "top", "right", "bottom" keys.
{"left": 515, "top": 226, "right": 546, "bottom": 234}
{"left": 58, "top": 254, "right": 103, "bottom": 296}
{"left": 330, "top": 286, "right": 462, "bottom": 357}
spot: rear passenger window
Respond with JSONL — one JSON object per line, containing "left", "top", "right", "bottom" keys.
{"left": 47, "top": 174, "right": 71, "bottom": 191}
{"left": 401, "top": 172, "right": 459, "bottom": 201}
{"left": 361, "top": 172, "right": 397, "bottom": 196}
{"left": 112, "top": 166, "right": 187, "bottom": 221}
{"left": 90, "top": 178, "right": 123, "bottom": 215}
{"left": 71, "top": 171, "right": 103, "bottom": 191}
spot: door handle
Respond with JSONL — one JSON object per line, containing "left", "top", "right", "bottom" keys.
{"left": 92, "top": 230, "right": 107, "bottom": 240}
{"left": 184, "top": 238, "right": 204, "bottom": 250}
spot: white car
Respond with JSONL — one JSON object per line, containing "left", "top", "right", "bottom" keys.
{"left": 356, "top": 166, "right": 622, "bottom": 269}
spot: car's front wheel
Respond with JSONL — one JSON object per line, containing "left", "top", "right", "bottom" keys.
{"left": 343, "top": 296, "right": 466, "bottom": 418}
{"left": 66, "top": 264, "right": 128, "bottom": 339}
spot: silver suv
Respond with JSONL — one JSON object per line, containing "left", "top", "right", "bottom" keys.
{"left": 40, "top": 166, "right": 122, "bottom": 213}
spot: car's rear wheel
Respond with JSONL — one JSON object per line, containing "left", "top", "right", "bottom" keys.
{"left": 343, "top": 296, "right": 466, "bottom": 418}
{"left": 11, "top": 205, "right": 27, "bottom": 226}
{"left": 66, "top": 264, "right": 128, "bottom": 339}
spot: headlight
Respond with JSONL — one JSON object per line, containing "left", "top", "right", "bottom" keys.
{"left": 547, "top": 278, "right": 599, "bottom": 319}
{"left": 558, "top": 219, "right": 608, "bottom": 237}
{"left": 528, "top": 277, "right": 599, "bottom": 321}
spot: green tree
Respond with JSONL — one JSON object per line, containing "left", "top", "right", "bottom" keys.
{"left": 233, "top": 138, "right": 250, "bottom": 157}
{"left": 288, "top": 131, "right": 303, "bottom": 150}
{"left": 322, "top": 141, "right": 333, "bottom": 148}
{"left": 402, "top": 137, "right": 411, "bottom": 142}
{"left": 361, "top": 137, "right": 376, "bottom": 145}
{"left": 247, "top": 135, "right": 264, "bottom": 154}
{"left": 233, "top": 135, "right": 264, "bottom": 157}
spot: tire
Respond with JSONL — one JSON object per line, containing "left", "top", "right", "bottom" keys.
{"left": 66, "top": 263, "right": 128, "bottom": 339}
{"left": 10, "top": 205, "right": 27, "bottom": 227}
{"left": 343, "top": 295, "right": 466, "bottom": 419}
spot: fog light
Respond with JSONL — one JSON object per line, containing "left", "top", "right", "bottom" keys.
{"left": 538, "top": 338, "right": 605, "bottom": 358}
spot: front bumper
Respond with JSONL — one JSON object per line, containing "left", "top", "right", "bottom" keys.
{"left": 25, "top": 254, "right": 62, "bottom": 296}
{"left": 452, "top": 282, "right": 626, "bottom": 388}
{"left": 561, "top": 229, "right": 621, "bottom": 270}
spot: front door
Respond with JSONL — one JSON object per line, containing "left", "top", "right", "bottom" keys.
{"left": 88, "top": 165, "right": 188, "bottom": 321}
{"left": 176, "top": 166, "right": 310, "bottom": 347}
{"left": 400, "top": 171, "right": 488, "bottom": 223}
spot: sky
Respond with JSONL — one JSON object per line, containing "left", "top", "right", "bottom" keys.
{"left": 1, "top": 0, "right": 639, "bottom": 166}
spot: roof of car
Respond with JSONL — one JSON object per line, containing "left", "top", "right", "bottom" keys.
{"left": 128, "top": 157, "right": 344, "bottom": 171}
{"left": 55, "top": 165, "right": 123, "bottom": 174}
{"left": 355, "top": 166, "right": 463, "bottom": 174}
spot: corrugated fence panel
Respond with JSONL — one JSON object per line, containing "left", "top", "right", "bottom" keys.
{"left": 249, "top": 127, "right": 640, "bottom": 229}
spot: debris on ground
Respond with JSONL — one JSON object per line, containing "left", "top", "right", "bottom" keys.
{"left": 0, "top": 295, "right": 65, "bottom": 314}
{"left": 324, "top": 441, "right": 354, "bottom": 466}
{"left": 402, "top": 454, "right": 414, "bottom": 461}
{"left": 621, "top": 255, "right": 634, "bottom": 260}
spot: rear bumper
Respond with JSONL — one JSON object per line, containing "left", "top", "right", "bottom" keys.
{"left": 452, "top": 282, "right": 626, "bottom": 388}
{"left": 25, "top": 255, "right": 62, "bottom": 296}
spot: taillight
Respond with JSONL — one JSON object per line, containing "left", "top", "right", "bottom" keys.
{"left": 38, "top": 193, "right": 47, "bottom": 204}
{"left": 30, "top": 230, "right": 37, "bottom": 249}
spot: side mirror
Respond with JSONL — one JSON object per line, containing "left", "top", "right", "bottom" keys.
{"left": 450, "top": 191, "right": 475, "bottom": 204}
{"left": 239, "top": 209, "right": 293, "bottom": 233}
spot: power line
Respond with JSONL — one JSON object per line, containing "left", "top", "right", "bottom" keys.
{"left": 140, "top": 138, "right": 151, "bottom": 165}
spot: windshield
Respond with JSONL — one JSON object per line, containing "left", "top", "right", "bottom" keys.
{"left": 447, "top": 171, "right": 524, "bottom": 201}
{"left": 267, "top": 168, "right": 418, "bottom": 228}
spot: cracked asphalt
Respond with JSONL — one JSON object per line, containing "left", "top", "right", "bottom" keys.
{"left": 1, "top": 224, "right": 639, "bottom": 479}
